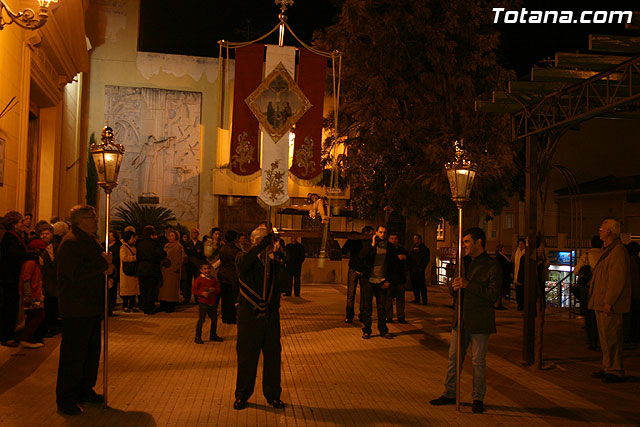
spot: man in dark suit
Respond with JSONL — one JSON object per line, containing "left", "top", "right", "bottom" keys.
{"left": 430, "top": 227, "right": 501, "bottom": 414}
{"left": 234, "top": 226, "right": 285, "bottom": 410}
{"left": 183, "top": 228, "right": 205, "bottom": 304}
{"left": 55, "top": 205, "right": 114, "bottom": 415}
{"left": 284, "top": 237, "right": 305, "bottom": 296}
{"left": 386, "top": 232, "right": 408, "bottom": 323}
{"left": 408, "top": 234, "right": 430, "bottom": 304}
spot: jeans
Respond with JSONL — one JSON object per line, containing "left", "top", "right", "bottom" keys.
{"left": 346, "top": 269, "right": 364, "bottom": 321}
{"left": 360, "top": 280, "right": 388, "bottom": 335}
{"left": 196, "top": 301, "right": 219, "bottom": 338}
{"left": 385, "top": 284, "right": 405, "bottom": 320}
{"left": 444, "top": 328, "right": 489, "bottom": 401}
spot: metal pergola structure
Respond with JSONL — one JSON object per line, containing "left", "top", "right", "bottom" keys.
{"left": 476, "top": 27, "right": 640, "bottom": 365}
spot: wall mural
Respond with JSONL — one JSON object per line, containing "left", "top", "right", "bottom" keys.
{"left": 104, "top": 86, "right": 201, "bottom": 222}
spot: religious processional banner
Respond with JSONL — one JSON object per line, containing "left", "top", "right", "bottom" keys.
{"left": 291, "top": 49, "right": 327, "bottom": 181}
{"left": 230, "top": 44, "right": 263, "bottom": 176}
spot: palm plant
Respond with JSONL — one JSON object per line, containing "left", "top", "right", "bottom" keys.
{"left": 111, "top": 201, "right": 176, "bottom": 234}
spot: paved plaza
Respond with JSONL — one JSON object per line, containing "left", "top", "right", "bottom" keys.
{"left": 0, "top": 284, "right": 638, "bottom": 426}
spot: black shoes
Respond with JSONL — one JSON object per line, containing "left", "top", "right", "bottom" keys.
{"left": 267, "top": 399, "right": 286, "bottom": 409}
{"left": 386, "top": 318, "right": 393, "bottom": 323}
{"left": 344, "top": 318, "right": 352, "bottom": 323}
{"left": 380, "top": 332, "right": 393, "bottom": 339}
{"left": 195, "top": 337, "right": 204, "bottom": 344}
{"left": 603, "top": 373, "right": 627, "bottom": 383}
{"left": 472, "top": 400, "right": 484, "bottom": 413}
{"left": 77, "top": 390, "right": 104, "bottom": 404}
{"left": 210, "top": 335, "right": 223, "bottom": 342}
{"left": 57, "top": 402, "right": 83, "bottom": 415}
{"left": 429, "top": 395, "right": 456, "bottom": 406}
{"left": 591, "top": 370, "right": 607, "bottom": 378}
{"left": 409, "top": 300, "right": 420, "bottom": 304}
{"left": 494, "top": 306, "right": 507, "bottom": 311}
{"left": 0, "top": 340, "right": 18, "bottom": 347}
{"left": 398, "top": 318, "right": 408, "bottom": 324}
{"left": 362, "top": 333, "right": 371, "bottom": 339}
{"left": 233, "top": 399, "right": 248, "bottom": 410}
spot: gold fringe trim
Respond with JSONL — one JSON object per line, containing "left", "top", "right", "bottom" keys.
{"left": 220, "top": 166, "right": 262, "bottom": 183}
{"left": 289, "top": 172, "right": 323, "bottom": 188}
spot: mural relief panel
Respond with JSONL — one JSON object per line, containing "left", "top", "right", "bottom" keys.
{"left": 104, "top": 86, "right": 201, "bottom": 222}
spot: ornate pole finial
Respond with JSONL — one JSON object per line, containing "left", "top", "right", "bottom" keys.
{"left": 275, "top": 0, "right": 293, "bottom": 46}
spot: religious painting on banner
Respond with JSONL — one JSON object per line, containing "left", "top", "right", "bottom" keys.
{"left": 245, "top": 62, "right": 311, "bottom": 142}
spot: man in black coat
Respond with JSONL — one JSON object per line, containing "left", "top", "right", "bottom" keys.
{"left": 359, "top": 225, "right": 398, "bottom": 339}
{"left": 55, "top": 205, "right": 114, "bottom": 415}
{"left": 341, "top": 225, "right": 374, "bottom": 323}
{"left": 408, "top": 234, "right": 430, "bottom": 305}
{"left": 284, "top": 237, "right": 305, "bottom": 296}
{"left": 386, "top": 232, "right": 409, "bottom": 323}
{"left": 183, "top": 228, "right": 205, "bottom": 304}
{"left": 233, "top": 226, "right": 285, "bottom": 410}
{"left": 136, "top": 225, "right": 166, "bottom": 314}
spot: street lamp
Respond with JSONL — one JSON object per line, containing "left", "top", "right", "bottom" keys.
{"left": 90, "top": 122, "right": 124, "bottom": 407}
{"left": 0, "top": 0, "right": 58, "bottom": 31}
{"left": 444, "top": 139, "right": 477, "bottom": 412}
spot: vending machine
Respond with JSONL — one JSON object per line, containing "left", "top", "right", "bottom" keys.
{"left": 546, "top": 250, "right": 575, "bottom": 308}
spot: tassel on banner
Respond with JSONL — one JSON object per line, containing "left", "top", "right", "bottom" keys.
{"left": 291, "top": 49, "right": 327, "bottom": 181}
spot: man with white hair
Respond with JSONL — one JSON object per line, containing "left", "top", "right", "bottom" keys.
{"left": 589, "top": 218, "right": 632, "bottom": 383}
{"left": 233, "top": 225, "right": 286, "bottom": 410}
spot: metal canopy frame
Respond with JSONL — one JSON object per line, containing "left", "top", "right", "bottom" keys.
{"left": 512, "top": 55, "right": 640, "bottom": 140}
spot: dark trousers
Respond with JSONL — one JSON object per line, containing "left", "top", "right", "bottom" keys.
{"left": 235, "top": 304, "right": 281, "bottom": 401}
{"left": 515, "top": 284, "right": 524, "bottom": 310}
{"left": 346, "top": 269, "right": 364, "bottom": 321}
{"left": 410, "top": 270, "right": 427, "bottom": 304}
{"left": 586, "top": 308, "right": 599, "bottom": 348}
{"left": 385, "top": 284, "right": 405, "bottom": 321}
{"left": 56, "top": 316, "right": 101, "bottom": 405}
{"left": 196, "top": 301, "right": 219, "bottom": 338}
{"left": 360, "top": 281, "right": 388, "bottom": 335}
{"left": 122, "top": 296, "right": 137, "bottom": 310}
{"left": 44, "top": 296, "right": 60, "bottom": 333}
{"left": 22, "top": 308, "right": 45, "bottom": 343}
{"left": 182, "top": 265, "right": 197, "bottom": 303}
{"left": 287, "top": 272, "right": 301, "bottom": 296}
{"left": 139, "top": 276, "right": 159, "bottom": 313}
{"left": 0, "top": 286, "right": 19, "bottom": 342}
{"left": 220, "top": 282, "right": 237, "bottom": 324}
{"left": 108, "top": 281, "right": 118, "bottom": 312}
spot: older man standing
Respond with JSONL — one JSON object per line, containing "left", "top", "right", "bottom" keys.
{"left": 56, "top": 205, "right": 113, "bottom": 415}
{"left": 589, "top": 219, "right": 632, "bottom": 383}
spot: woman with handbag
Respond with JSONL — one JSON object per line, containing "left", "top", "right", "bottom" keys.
{"left": 120, "top": 230, "right": 140, "bottom": 312}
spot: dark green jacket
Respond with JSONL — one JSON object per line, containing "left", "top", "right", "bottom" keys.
{"left": 452, "top": 252, "right": 501, "bottom": 334}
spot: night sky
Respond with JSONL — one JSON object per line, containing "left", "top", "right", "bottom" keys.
{"left": 138, "top": 0, "right": 639, "bottom": 78}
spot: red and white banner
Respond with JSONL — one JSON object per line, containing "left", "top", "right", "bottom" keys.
{"left": 292, "top": 49, "right": 326, "bottom": 181}
{"left": 229, "top": 44, "right": 263, "bottom": 176}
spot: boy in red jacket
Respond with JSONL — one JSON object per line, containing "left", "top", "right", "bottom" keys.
{"left": 192, "top": 261, "right": 222, "bottom": 344}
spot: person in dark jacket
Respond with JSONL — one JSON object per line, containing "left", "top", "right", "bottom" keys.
{"left": 408, "top": 234, "right": 430, "bottom": 304}
{"left": 218, "top": 230, "right": 241, "bottom": 324}
{"left": 341, "top": 225, "right": 374, "bottom": 323}
{"left": 494, "top": 244, "right": 512, "bottom": 310}
{"left": 359, "top": 225, "right": 398, "bottom": 339}
{"left": 385, "top": 233, "right": 408, "bottom": 323}
{"left": 430, "top": 227, "right": 501, "bottom": 414}
{"left": 284, "top": 237, "right": 306, "bottom": 297}
{"left": 182, "top": 228, "right": 205, "bottom": 304}
{"left": 233, "top": 226, "right": 285, "bottom": 410}
{"left": 55, "top": 205, "right": 114, "bottom": 415}
{"left": 106, "top": 230, "right": 121, "bottom": 315}
{"left": 35, "top": 222, "right": 60, "bottom": 338}
{"left": 0, "top": 211, "right": 37, "bottom": 347}
{"left": 136, "top": 225, "right": 167, "bottom": 315}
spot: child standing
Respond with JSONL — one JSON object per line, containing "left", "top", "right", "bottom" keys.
{"left": 192, "top": 261, "right": 222, "bottom": 344}
{"left": 19, "top": 239, "right": 47, "bottom": 348}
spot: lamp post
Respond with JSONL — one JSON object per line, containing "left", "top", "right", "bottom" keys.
{"left": 444, "top": 139, "right": 477, "bottom": 412}
{"left": 90, "top": 123, "right": 124, "bottom": 407}
{"left": 0, "top": 0, "right": 58, "bottom": 31}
